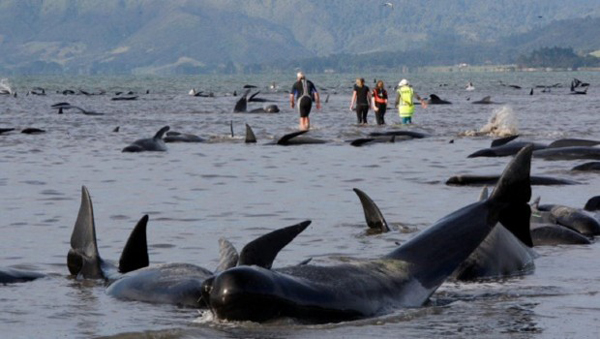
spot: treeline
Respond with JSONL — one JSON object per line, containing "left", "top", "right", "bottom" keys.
{"left": 515, "top": 47, "right": 600, "bottom": 69}
{"left": 245, "top": 40, "right": 511, "bottom": 74}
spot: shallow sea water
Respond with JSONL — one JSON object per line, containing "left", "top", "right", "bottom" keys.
{"left": 1, "top": 72, "right": 599, "bottom": 338}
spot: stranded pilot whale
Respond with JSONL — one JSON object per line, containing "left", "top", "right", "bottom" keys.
{"left": 354, "top": 186, "right": 535, "bottom": 281}
{"left": 0, "top": 267, "right": 46, "bottom": 284}
{"left": 122, "top": 126, "right": 169, "bottom": 152}
{"left": 107, "top": 220, "right": 311, "bottom": 307}
{"left": 69, "top": 185, "right": 309, "bottom": 307}
{"left": 203, "top": 146, "right": 534, "bottom": 322}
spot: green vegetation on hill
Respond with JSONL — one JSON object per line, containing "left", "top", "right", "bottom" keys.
{"left": 516, "top": 47, "right": 600, "bottom": 69}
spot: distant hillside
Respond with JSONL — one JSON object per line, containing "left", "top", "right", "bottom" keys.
{"left": 255, "top": 16, "right": 600, "bottom": 73}
{"left": 503, "top": 16, "right": 600, "bottom": 53}
{"left": 0, "top": 0, "right": 599, "bottom": 74}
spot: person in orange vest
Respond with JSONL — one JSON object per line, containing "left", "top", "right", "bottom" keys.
{"left": 372, "top": 80, "right": 388, "bottom": 125}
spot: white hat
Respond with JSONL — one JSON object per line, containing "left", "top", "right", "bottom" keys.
{"left": 398, "top": 79, "right": 409, "bottom": 86}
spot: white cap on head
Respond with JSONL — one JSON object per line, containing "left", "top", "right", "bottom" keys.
{"left": 297, "top": 71, "right": 305, "bottom": 79}
{"left": 398, "top": 79, "right": 409, "bottom": 86}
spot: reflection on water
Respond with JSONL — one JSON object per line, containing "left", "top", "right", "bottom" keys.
{"left": 1, "top": 72, "right": 600, "bottom": 338}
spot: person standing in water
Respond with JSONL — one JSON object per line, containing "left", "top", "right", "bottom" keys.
{"left": 395, "top": 79, "right": 426, "bottom": 124}
{"left": 372, "top": 80, "right": 388, "bottom": 125}
{"left": 290, "top": 72, "right": 321, "bottom": 131}
{"left": 349, "top": 78, "right": 372, "bottom": 125}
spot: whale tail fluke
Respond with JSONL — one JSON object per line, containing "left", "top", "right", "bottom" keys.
{"left": 238, "top": 220, "right": 311, "bottom": 269}
{"left": 118, "top": 215, "right": 149, "bottom": 273}
{"left": 353, "top": 188, "right": 390, "bottom": 233}
{"left": 67, "top": 186, "right": 104, "bottom": 279}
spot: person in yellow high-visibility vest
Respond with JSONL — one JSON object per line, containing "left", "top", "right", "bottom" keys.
{"left": 394, "top": 79, "right": 427, "bottom": 124}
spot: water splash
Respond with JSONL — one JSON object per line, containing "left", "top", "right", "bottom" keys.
{"left": 0, "top": 78, "right": 14, "bottom": 95}
{"left": 462, "top": 106, "right": 519, "bottom": 137}
{"left": 192, "top": 310, "right": 215, "bottom": 324}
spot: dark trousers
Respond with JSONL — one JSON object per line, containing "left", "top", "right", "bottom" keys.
{"left": 356, "top": 105, "right": 369, "bottom": 124}
{"left": 375, "top": 103, "right": 387, "bottom": 125}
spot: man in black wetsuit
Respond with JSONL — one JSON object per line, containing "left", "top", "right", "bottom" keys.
{"left": 290, "top": 72, "right": 321, "bottom": 131}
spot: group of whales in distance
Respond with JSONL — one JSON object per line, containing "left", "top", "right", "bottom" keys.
{"left": 468, "top": 135, "right": 600, "bottom": 159}
{"left": 120, "top": 124, "right": 412, "bottom": 149}
{"left": 233, "top": 89, "right": 279, "bottom": 113}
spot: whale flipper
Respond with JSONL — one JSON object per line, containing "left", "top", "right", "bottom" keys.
{"left": 238, "top": 220, "right": 311, "bottom": 269}
{"left": 67, "top": 186, "right": 104, "bottom": 279}
{"left": 353, "top": 188, "right": 390, "bottom": 233}
{"left": 216, "top": 238, "right": 239, "bottom": 273}
{"left": 118, "top": 215, "right": 149, "bottom": 274}
{"left": 245, "top": 124, "right": 257, "bottom": 143}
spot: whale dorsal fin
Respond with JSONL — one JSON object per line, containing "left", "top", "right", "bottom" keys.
{"left": 245, "top": 124, "right": 257, "bottom": 143}
{"left": 67, "top": 186, "right": 104, "bottom": 279}
{"left": 215, "top": 238, "right": 239, "bottom": 272}
{"left": 481, "top": 96, "right": 491, "bottom": 103}
{"left": 491, "top": 145, "right": 533, "bottom": 247}
{"left": 491, "top": 135, "right": 519, "bottom": 147}
{"left": 353, "top": 188, "right": 390, "bottom": 233}
{"left": 531, "top": 196, "right": 541, "bottom": 210}
{"left": 118, "top": 215, "right": 149, "bottom": 274}
{"left": 478, "top": 186, "right": 489, "bottom": 201}
{"left": 153, "top": 126, "right": 170, "bottom": 140}
{"left": 277, "top": 130, "right": 308, "bottom": 145}
{"left": 238, "top": 220, "right": 311, "bottom": 269}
